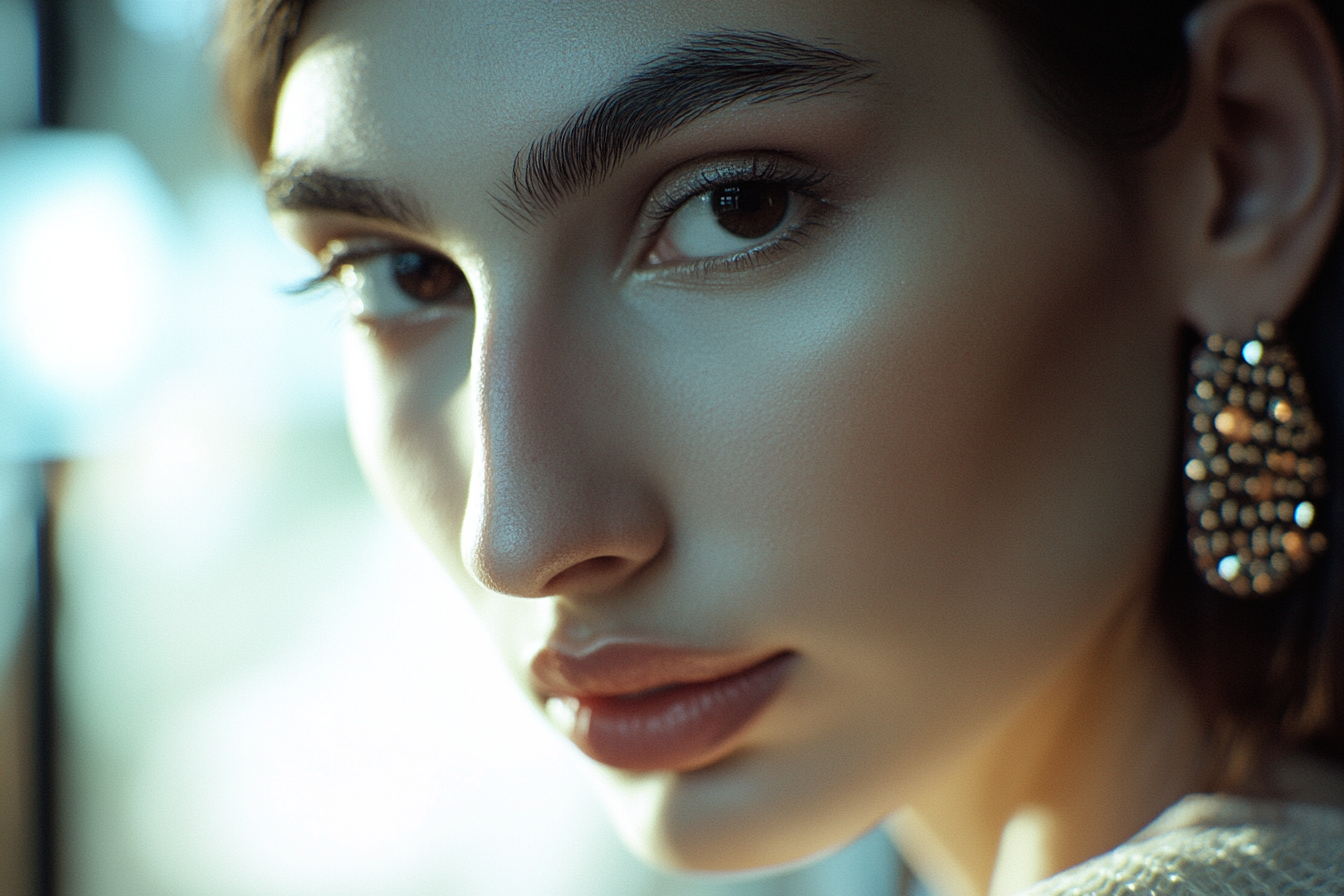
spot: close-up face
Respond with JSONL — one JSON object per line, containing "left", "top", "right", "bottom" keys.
{"left": 268, "top": 0, "right": 1187, "bottom": 873}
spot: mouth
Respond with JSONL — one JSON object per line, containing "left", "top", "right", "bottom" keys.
{"left": 531, "top": 643, "right": 798, "bottom": 773}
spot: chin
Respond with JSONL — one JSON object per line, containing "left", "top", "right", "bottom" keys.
{"left": 588, "top": 746, "right": 885, "bottom": 874}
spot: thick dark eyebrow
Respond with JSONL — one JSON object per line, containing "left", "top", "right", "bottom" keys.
{"left": 262, "top": 163, "right": 430, "bottom": 231}
{"left": 494, "top": 30, "right": 876, "bottom": 226}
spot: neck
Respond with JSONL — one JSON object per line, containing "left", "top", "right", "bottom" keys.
{"left": 888, "top": 584, "right": 1214, "bottom": 896}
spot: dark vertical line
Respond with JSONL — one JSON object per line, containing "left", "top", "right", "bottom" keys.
{"left": 34, "top": 468, "right": 58, "bottom": 896}
{"left": 30, "top": 0, "right": 66, "bottom": 890}
{"left": 33, "top": 0, "right": 66, "bottom": 127}
{"left": 896, "top": 853, "right": 912, "bottom": 896}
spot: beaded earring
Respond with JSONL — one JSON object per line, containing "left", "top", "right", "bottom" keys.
{"left": 1184, "top": 322, "right": 1328, "bottom": 597}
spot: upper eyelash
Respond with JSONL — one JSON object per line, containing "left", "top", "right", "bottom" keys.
{"left": 635, "top": 157, "right": 834, "bottom": 278}
{"left": 286, "top": 246, "right": 406, "bottom": 298}
{"left": 642, "top": 156, "right": 830, "bottom": 230}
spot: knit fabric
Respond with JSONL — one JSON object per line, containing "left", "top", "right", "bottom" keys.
{"left": 1022, "top": 795, "right": 1344, "bottom": 895}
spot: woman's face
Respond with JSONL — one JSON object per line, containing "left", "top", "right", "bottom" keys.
{"left": 270, "top": 0, "right": 1181, "bottom": 872}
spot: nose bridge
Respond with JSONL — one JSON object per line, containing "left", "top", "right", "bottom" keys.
{"left": 473, "top": 291, "right": 569, "bottom": 490}
{"left": 461, "top": 280, "right": 662, "bottom": 597}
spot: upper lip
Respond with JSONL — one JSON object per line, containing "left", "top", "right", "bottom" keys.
{"left": 530, "top": 641, "right": 790, "bottom": 699}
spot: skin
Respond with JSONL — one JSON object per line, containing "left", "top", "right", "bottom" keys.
{"left": 267, "top": 0, "right": 1343, "bottom": 891}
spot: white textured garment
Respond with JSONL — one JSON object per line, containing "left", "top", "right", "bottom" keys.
{"left": 1022, "top": 794, "right": 1344, "bottom": 895}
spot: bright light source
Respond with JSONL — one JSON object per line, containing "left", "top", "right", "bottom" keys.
{"left": 10, "top": 180, "right": 159, "bottom": 394}
{"left": 0, "top": 132, "right": 177, "bottom": 458}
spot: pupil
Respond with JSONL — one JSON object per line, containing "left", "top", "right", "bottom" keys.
{"left": 392, "top": 251, "right": 461, "bottom": 303}
{"left": 710, "top": 183, "right": 788, "bottom": 239}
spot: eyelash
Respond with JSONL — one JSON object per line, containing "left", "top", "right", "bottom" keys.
{"left": 289, "top": 156, "right": 835, "bottom": 298}
{"left": 288, "top": 246, "right": 400, "bottom": 298}
{"left": 639, "top": 156, "right": 833, "bottom": 276}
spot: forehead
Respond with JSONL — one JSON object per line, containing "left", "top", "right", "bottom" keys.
{"left": 268, "top": 0, "right": 1032, "bottom": 254}
{"left": 270, "top": 0, "right": 963, "bottom": 166}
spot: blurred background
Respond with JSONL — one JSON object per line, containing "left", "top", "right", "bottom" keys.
{"left": 0, "top": 1, "right": 904, "bottom": 893}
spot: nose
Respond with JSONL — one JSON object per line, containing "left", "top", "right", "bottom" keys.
{"left": 459, "top": 295, "right": 666, "bottom": 598}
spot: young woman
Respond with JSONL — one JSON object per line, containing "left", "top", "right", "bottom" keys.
{"left": 221, "top": 0, "right": 1344, "bottom": 892}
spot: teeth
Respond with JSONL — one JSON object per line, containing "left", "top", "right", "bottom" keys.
{"left": 545, "top": 696, "right": 580, "bottom": 735}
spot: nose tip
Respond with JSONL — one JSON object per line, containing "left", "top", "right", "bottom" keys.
{"left": 462, "top": 482, "right": 666, "bottom": 598}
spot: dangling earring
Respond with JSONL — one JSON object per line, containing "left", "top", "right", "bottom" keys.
{"left": 1184, "top": 321, "right": 1328, "bottom": 597}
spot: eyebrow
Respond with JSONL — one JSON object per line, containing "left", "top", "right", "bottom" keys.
{"left": 494, "top": 30, "right": 876, "bottom": 226}
{"left": 262, "top": 163, "right": 430, "bottom": 230}
{"left": 262, "top": 31, "right": 874, "bottom": 231}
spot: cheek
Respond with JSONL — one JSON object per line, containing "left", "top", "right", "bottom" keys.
{"left": 343, "top": 319, "right": 477, "bottom": 586}
{"left": 650, "top": 160, "right": 1178, "bottom": 754}
{"left": 602, "top": 169, "right": 1183, "bottom": 869}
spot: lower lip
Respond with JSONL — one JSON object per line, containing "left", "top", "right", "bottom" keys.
{"left": 547, "top": 652, "right": 797, "bottom": 773}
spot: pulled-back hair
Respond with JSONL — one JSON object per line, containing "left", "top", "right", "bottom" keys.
{"left": 219, "top": 0, "right": 1344, "bottom": 777}
{"left": 964, "top": 0, "right": 1344, "bottom": 781}
{"left": 219, "top": 0, "right": 306, "bottom": 168}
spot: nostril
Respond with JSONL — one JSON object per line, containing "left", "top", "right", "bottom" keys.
{"left": 463, "top": 471, "right": 668, "bottom": 597}
{"left": 543, "top": 555, "right": 629, "bottom": 595}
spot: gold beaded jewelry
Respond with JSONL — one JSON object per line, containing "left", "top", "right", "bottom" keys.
{"left": 1184, "top": 322, "right": 1328, "bottom": 596}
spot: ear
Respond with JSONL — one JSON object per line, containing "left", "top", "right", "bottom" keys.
{"left": 1159, "top": 0, "right": 1344, "bottom": 337}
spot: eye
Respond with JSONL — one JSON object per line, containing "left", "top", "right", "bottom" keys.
{"left": 386, "top": 251, "right": 462, "bottom": 303}
{"left": 325, "top": 247, "right": 468, "bottom": 324}
{"left": 649, "top": 181, "right": 794, "bottom": 266}
{"left": 636, "top": 155, "right": 833, "bottom": 273}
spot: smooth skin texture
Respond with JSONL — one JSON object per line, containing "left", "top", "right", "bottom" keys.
{"left": 267, "top": 0, "right": 1343, "bottom": 892}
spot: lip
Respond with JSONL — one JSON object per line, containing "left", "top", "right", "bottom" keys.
{"left": 531, "top": 643, "right": 798, "bottom": 773}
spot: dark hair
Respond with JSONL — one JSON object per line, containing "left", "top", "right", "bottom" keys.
{"left": 220, "top": 0, "right": 1344, "bottom": 778}
{"left": 218, "top": 0, "right": 306, "bottom": 168}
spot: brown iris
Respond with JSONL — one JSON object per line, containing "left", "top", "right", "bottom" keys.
{"left": 710, "top": 183, "right": 789, "bottom": 239}
{"left": 391, "top": 251, "right": 462, "bottom": 303}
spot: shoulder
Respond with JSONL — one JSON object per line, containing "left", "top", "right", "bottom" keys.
{"left": 1020, "top": 795, "right": 1344, "bottom": 896}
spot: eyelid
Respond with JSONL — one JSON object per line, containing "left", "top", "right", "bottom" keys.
{"left": 630, "top": 153, "right": 835, "bottom": 278}
{"left": 290, "top": 239, "right": 470, "bottom": 334}
{"left": 289, "top": 237, "right": 423, "bottom": 296}
{"left": 640, "top": 154, "right": 829, "bottom": 233}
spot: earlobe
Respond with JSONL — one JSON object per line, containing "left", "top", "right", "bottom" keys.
{"left": 1174, "top": 0, "right": 1344, "bottom": 335}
